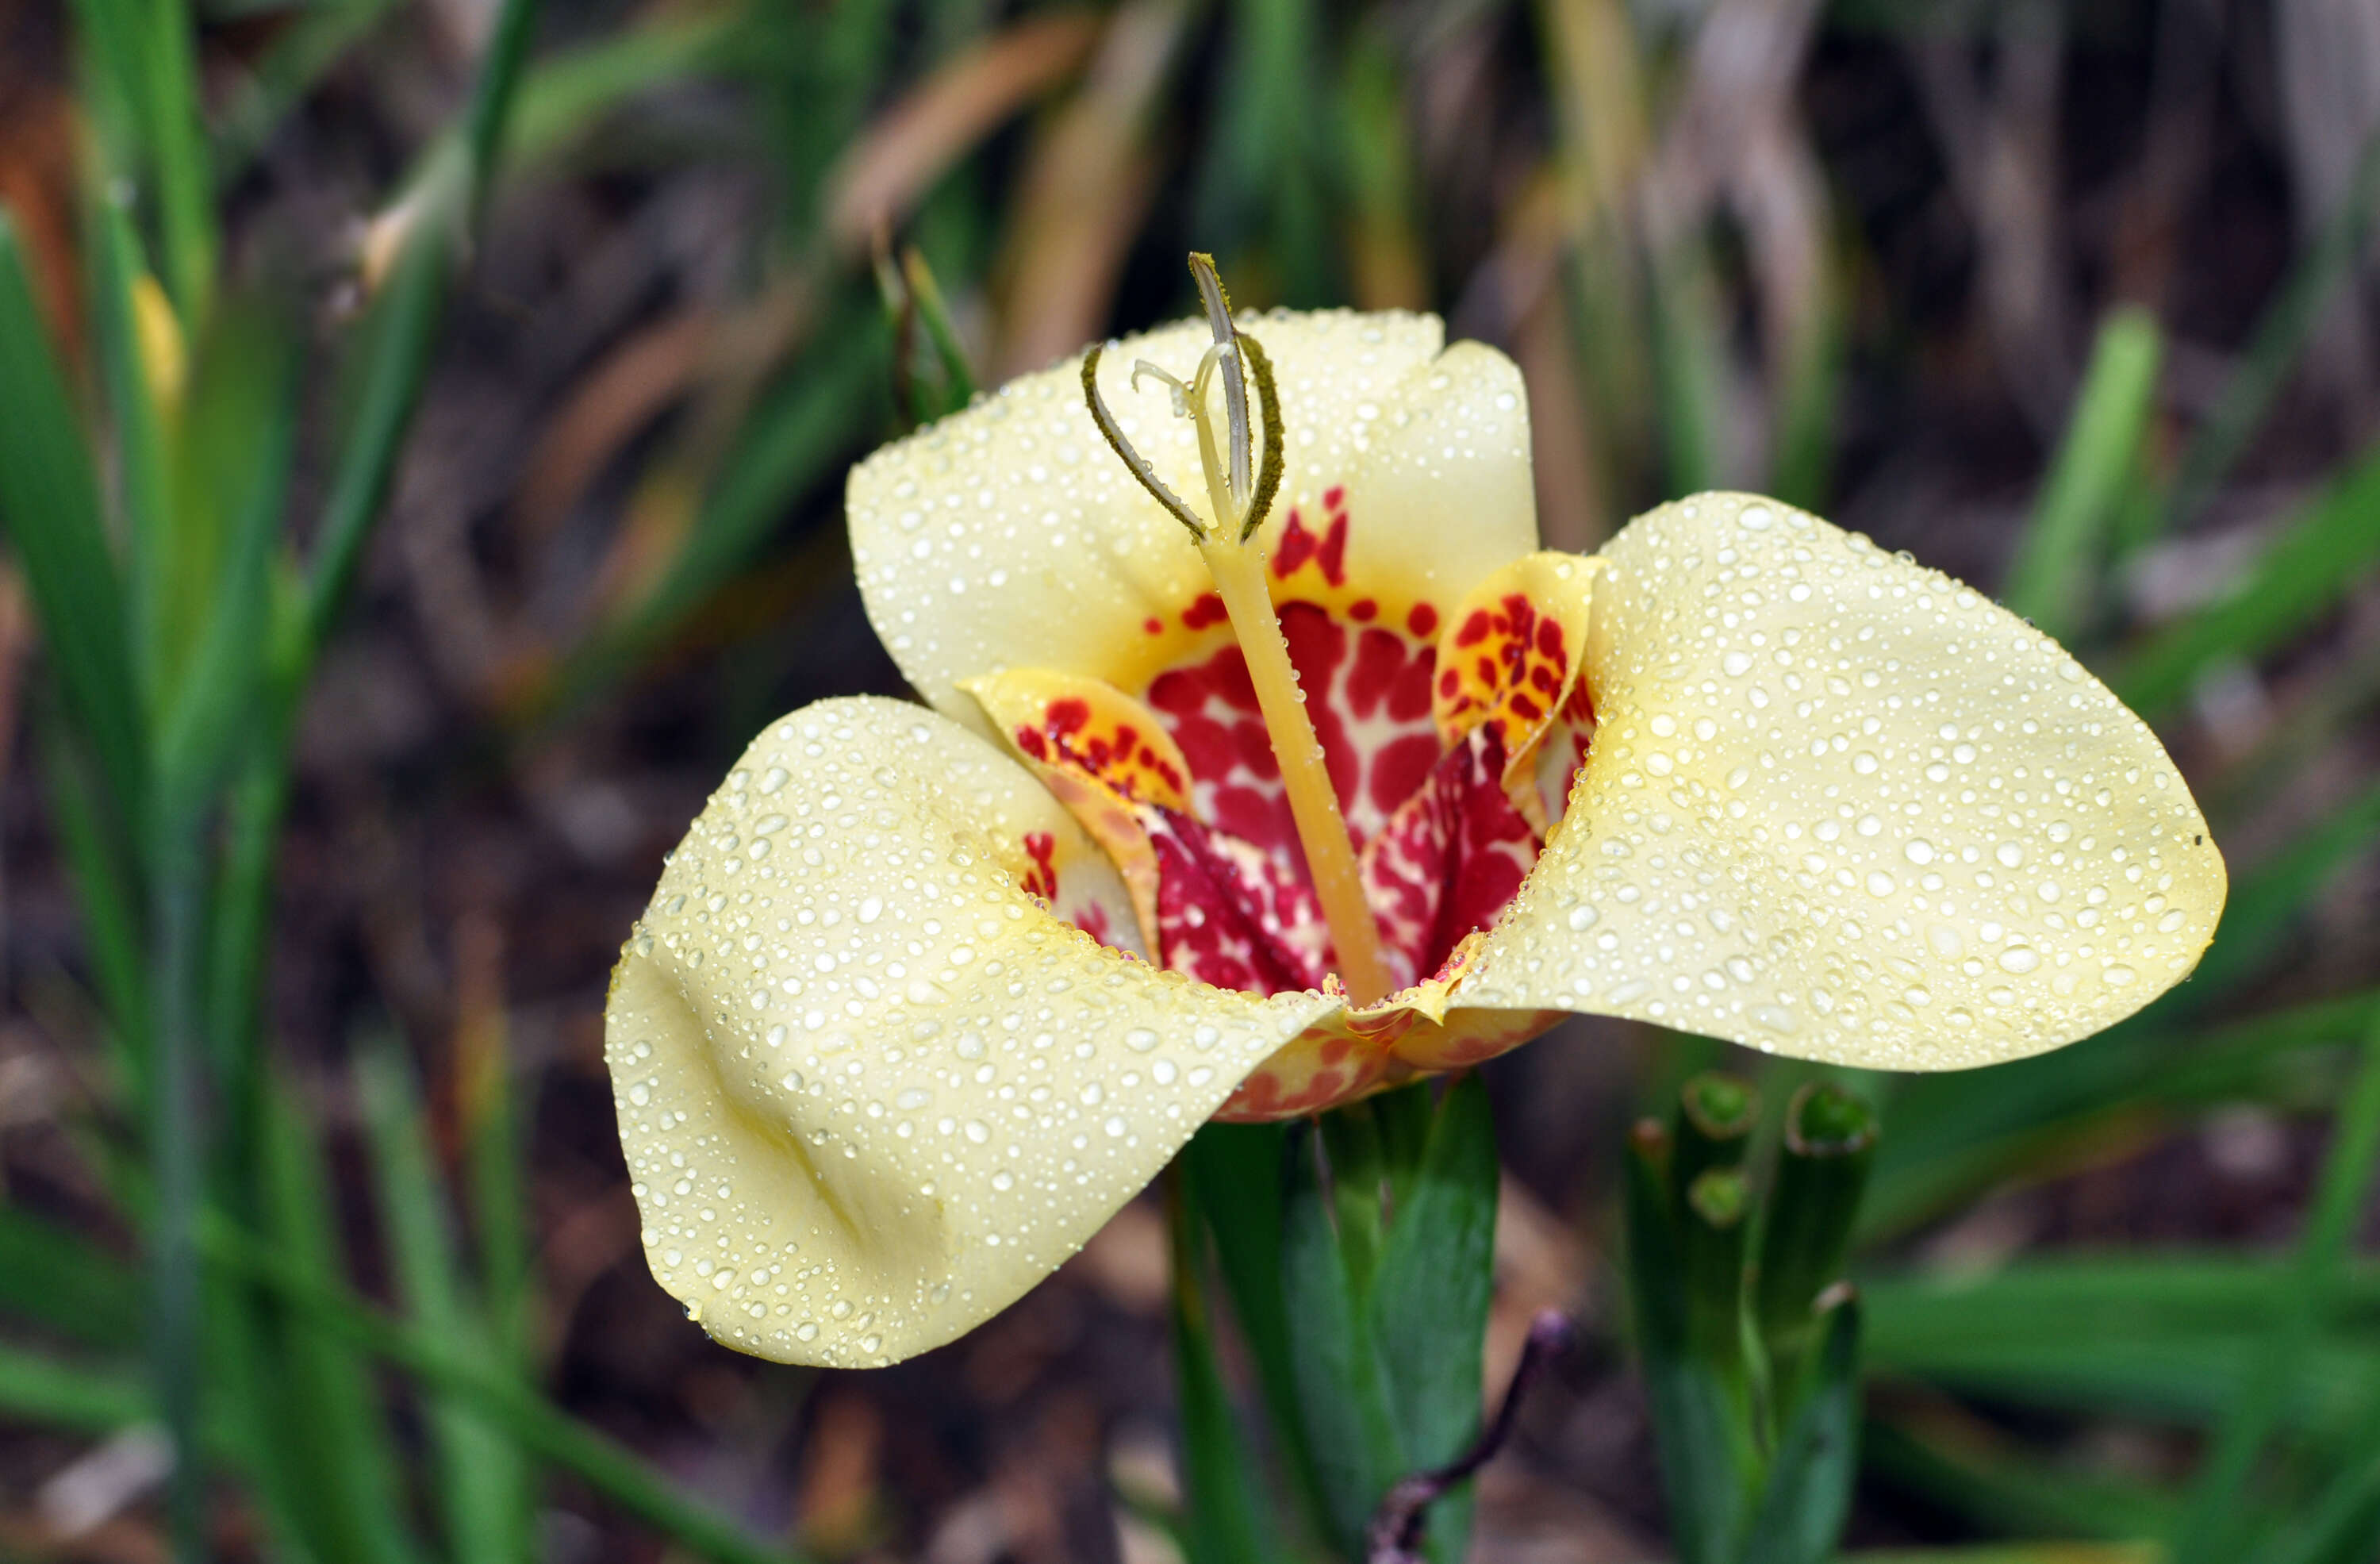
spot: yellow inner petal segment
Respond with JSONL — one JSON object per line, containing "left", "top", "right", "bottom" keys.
{"left": 961, "top": 667, "right": 1192, "bottom": 951}
{"left": 1433, "top": 552, "right": 1600, "bottom": 795}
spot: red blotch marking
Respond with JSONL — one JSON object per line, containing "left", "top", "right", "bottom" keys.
{"left": 1270, "top": 509, "right": 1349, "bottom": 586}
{"left": 1455, "top": 609, "right": 1493, "bottom": 648}
{"left": 1183, "top": 593, "right": 1228, "bottom": 629}
{"left": 1279, "top": 601, "right": 1358, "bottom": 813}
{"left": 1407, "top": 603, "right": 1438, "bottom": 638}
{"left": 1019, "top": 831, "right": 1059, "bottom": 901}
{"left": 1046, "top": 698, "right": 1090, "bottom": 738}
{"left": 1389, "top": 644, "right": 1435, "bottom": 721}
{"left": 1143, "top": 617, "right": 1163, "bottom": 635}
{"left": 1273, "top": 509, "right": 1317, "bottom": 578}
{"left": 1350, "top": 598, "right": 1377, "bottom": 621}
{"left": 1438, "top": 669, "right": 1460, "bottom": 699}
{"left": 1346, "top": 628, "right": 1408, "bottom": 720}
{"left": 1234, "top": 1072, "right": 1284, "bottom": 1114}
{"left": 1015, "top": 726, "right": 1048, "bottom": 759}
{"left": 1316, "top": 513, "right": 1349, "bottom": 586}
{"left": 1535, "top": 617, "right": 1566, "bottom": 660}
{"left": 1324, "top": 485, "right": 1345, "bottom": 509}
{"left": 1370, "top": 732, "right": 1441, "bottom": 817}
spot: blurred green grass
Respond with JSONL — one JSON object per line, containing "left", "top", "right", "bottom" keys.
{"left": 0, "top": 0, "right": 2375, "bottom": 1560}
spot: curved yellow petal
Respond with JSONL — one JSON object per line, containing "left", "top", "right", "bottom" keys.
{"left": 848, "top": 310, "right": 1539, "bottom": 731}
{"left": 605, "top": 697, "right": 1340, "bottom": 1367}
{"left": 1451, "top": 493, "right": 2227, "bottom": 1069}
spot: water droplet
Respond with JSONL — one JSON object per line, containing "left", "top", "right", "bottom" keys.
{"left": 1998, "top": 947, "right": 2041, "bottom": 974}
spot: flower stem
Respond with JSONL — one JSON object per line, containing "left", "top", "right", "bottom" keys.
{"left": 1200, "top": 535, "right": 1394, "bottom": 1005}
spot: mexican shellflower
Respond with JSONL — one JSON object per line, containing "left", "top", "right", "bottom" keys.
{"left": 606, "top": 282, "right": 2226, "bottom": 1370}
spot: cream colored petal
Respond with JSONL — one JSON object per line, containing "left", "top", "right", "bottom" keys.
{"left": 1453, "top": 493, "right": 2227, "bottom": 1069}
{"left": 848, "top": 310, "right": 1538, "bottom": 731}
{"left": 606, "top": 697, "right": 1339, "bottom": 1367}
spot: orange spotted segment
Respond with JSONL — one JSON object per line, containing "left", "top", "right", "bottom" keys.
{"left": 963, "top": 669, "right": 1195, "bottom": 949}
{"left": 1431, "top": 553, "right": 1600, "bottom": 794}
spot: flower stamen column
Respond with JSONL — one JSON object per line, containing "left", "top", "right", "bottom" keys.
{"left": 1084, "top": 256, "right": 1395, "bottom": 1005}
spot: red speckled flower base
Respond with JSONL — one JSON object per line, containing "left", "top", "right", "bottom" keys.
{"left": 971, "top": 529, "right": 1602, "bottom": 1121}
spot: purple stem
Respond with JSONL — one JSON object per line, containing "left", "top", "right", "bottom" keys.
{"left": 1364, "top": 1309, "right": 1576, "bottom": 1564}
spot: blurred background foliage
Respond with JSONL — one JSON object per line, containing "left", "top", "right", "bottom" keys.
{"left": 0, "top": 0, "right": 2378, "bottom": 1558}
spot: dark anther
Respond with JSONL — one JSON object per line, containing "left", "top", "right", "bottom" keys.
{"left": 1363, "top": 1309, "right": 1576, "bottom": 1564}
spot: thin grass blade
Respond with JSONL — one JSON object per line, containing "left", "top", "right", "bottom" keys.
{"left": 358, "top": 1037, "right": 533, "bottom": 1564}
{"left": 2171, "top": 1003, "right": 2380, "bottom": 1564}
{"left": 2005, "top": 309, "right": 2161, "bottom": 641}
{"left": 2117, "top": 438, "right": 2380, "bottom": 717}
{"left": 0, "top": 213, "right": 148, "bottom": 820}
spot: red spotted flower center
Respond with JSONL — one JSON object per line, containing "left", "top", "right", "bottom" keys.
{"left": 969, "top": 486, "right": 1599, "bottom": 1005}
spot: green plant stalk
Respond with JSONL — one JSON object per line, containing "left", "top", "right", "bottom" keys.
{"left": 1675, "top": 1071, "right": 1759, "bottom": 1195}
{"left": 1165, "top": 1170, "right": 1287, "bottom": 1564}
{"left": 200, "top": 1218, "right": 808, "bottom": 1564}
{"left": 465, "top": 1024, "right": 535, "bottom": 1372}
{"left": 251, "top": 1075, "right": 424, "bottom": 1564}
{"left": 1649, "top": 240, "right": 1729, "bottom": 499}
{"left": 1626, "top": 1120, "right": 1756, "bottom": 1564}
{"left": 2005, "top": 308, "right": 2161, "bottom": 642}
{"left": 146, "top": 818, "right": 209, "bottom": 1563}
{"left": 1753, "top": 1084, "right": 1878, "bottom": 1401}
{"left": 1361, "top": 1076, "right": 1498, "bottom": 1564}
{"left": 2171, "top": 1003, "right": 2380, "bottom": 1564}
{"left": 1862, "top": 990, "right": 2380, "bottom": 1241}
{"left": 89, "top": 196, "right": 175, "bottom": 694}
{"left": 1277, "top": 1124, "right": 1404, "bottom": 1554}
{"left": 1770, "top": 262, "right": 1845, "bottom": 514}
{"left": 1862, "top": 1416, "right": 2180, "bottom": 1541}
{"left": 1182, "top": 1122, "right": 1337, "bottom": 1546}
{"left": 463, "top": 0, "right": 543, "bottom": 221}
{"left": 43, "top": 728, "right": 153, "bottom": 1086}
{"left": 138, "top": 0, "right": 215, "bottom": 319}
{"left": 1682, "top": 1166, "right": 1750, "bottom": 1374}
{"left": 2117, "top": 439, "right": 2380, "bottom": 717}
{"left": 359, "top": 1040, "right": 532, "bottom": 1564}
{"left": 901, "top": 245, "right": 977, "bottom": 413}
{"left": 0, "top": 214, "right": 150, "bottom": 822}
{"left": 0, "top": 1339, "right": 153, "bottom": 1431}
{"left": 1319, "top": 1098, "right": 1388, "bottom": 1293}
{"left": 2259, "top": 1381, "right": 2380, "bottom": 1564}
{"left": 1741, "top": 1289, "right": 1862, "bottom": 1564}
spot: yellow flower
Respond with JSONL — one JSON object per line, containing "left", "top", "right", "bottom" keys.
{"left": 606, "top": 305, "right": 2225, "bottom": 1370}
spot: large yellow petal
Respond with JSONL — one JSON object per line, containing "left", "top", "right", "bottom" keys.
{"left": 1450, "top": 493, "right": 2226, "bottom": 1069}
{"left": 848, "top": 310, "right": 1539, "bottom": 731}
{"left": 606, "top": 697, "right": 1341, "bottom": 1366}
